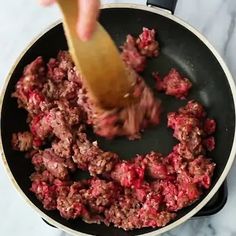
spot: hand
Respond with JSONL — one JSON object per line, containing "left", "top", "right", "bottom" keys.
{"left": 40, "top": 0, "right": 100, "bottom": 41}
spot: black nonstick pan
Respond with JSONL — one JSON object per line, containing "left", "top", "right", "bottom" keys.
{"left": 1, "top": 1, "right": 236, "bottom": 236}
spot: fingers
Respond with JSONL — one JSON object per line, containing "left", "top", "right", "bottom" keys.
{"left": 39, "top": 0, "right": 100, "bottom": 41}
{"left": 39, "top": 0, "right": 56, "bottom": 6}
{"left": 77, "top": 0, "right": 100, "bottom": 41}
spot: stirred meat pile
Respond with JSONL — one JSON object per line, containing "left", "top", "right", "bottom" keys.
{"left": 11, "top": 28, "right": 216, "bottom": 230}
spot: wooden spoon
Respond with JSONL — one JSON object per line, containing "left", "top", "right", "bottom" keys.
{"left": 57, "top": 0, "right": 135, "bottom": 109}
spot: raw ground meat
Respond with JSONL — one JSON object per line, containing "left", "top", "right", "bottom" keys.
{"left": 167, "top": 100, "right": 216, "bottom": 153}
{"left": 204, "top": 118, "right": 216, "bottom": 135}
{"left": 136, "top": 27, "right": 159, "bottom": 57}
{"left": 92, "top": 75, "right": 161, "bottom": 140}
{"left": 153, "top": 68, "right": 192, "bottom": 99}
{"left": 11, "top": 131, "right": 33, "bottom": 151}
{"left": 11, "top": 28, "right": 216, "bottom": 231}
{"left": 121, "top": 27, "right": 159, "bottom": 72}
{"left": 121, "top": 35, "right": 146, "bottom": 72}
{"left": 82, "top": 178, "right": 120, "bottom": 214}
{"left": 30, "top": 170, "right": 70, "bottom": 210}
{"left": 111, "top": 160, "right": 145, "bottom": 188}
{"left": 30, "top": 149, "right": 76, "bottom": 178}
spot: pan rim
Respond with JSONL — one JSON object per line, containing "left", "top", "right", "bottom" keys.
{"left": 1, "top": 3, "right": 236, "bottom": 236}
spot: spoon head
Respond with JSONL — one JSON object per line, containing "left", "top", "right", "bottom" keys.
{"left": 57, "top": 0, "right": 135, "bottom": 109}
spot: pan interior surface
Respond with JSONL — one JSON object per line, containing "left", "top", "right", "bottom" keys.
{"left": 1, "top": 7, "right": 235, "bottom": 236}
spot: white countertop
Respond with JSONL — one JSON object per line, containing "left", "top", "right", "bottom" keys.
{"left": 1, "top": 0, "right": 236, "bottom": 235}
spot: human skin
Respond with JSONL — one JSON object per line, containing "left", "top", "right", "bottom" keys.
{"left": 39, "top": 0, "right": 100, "bottom": 41}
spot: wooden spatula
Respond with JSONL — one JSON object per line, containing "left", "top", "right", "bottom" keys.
{"left": 57, "top": 0, "right": 135, "bottom": 109}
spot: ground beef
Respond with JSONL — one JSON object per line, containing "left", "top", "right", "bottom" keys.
{"left": 55, "top": 99, "right": 83, "bottom": 126}
{"left": 88, "top": 151, "right": 119, "bottom": 176}
{"left": 12, "top": 56, "right": 48, "bottom": 114}
{"left": 30, "top": 149, "right": 76, "bottom": 180}
{"left": 48, "top": 108, "right": 73, "bottom": 141}
{"left": 12, "top": 131, "right": 33, "bottom": 151}
{"left": 203, "top": 136, "right": 215, "bottom": 151}
{"left": 132, "top": 182, "right": 153, "bottom": 202}
{"left": 30, "top": 170, "right": 70, "bottom": 210}
{"left": 204, "top": 118, "right": 216, "bottom": 135}
{"left": 179, "top": 99, "right": 206, "bottom": 118}
{"left": 72, "top": 132, "right": 118, "bottom": 176}
{"left": 188, "top": 156, "right": 215, "bottom": 188}
{"left": 104, "top": 191, "right": 142, "bottom": 230}
{"left": 91, "top": 75, "right": 161, "bottom": 139}
{"left": 56, "top": 182, "right": 94, "bottom": 222}
{"left": 104, "top": 189, "right": 176, "bottom": 230}
{"left": 136, "top": 27, "right": 159, "bottom": 57}
{"left": 154, "top": 69, "right": 192, "bottom": 99}
{"left": 169, "top": 115, "right": 202, "bottom": 151}
{"left": 111, "top": 161, "right": 145, "bottom": 188}
{"left": 138, "top": 210, "right": 176, "bottom": 229}
{"left": 142, "top": 152, "right": 174, "bottom": 180}
{"left": 121, "top": 35, "right": 146, "bottom": 72}
{"left": 11, "top": 28, "right": 216, "bottom": 231}
{"left": 31, "top": 151, "right": 45, "bottom": 171}
{"left": 30, "top": 180, "right": 58, "bottom": 210}
{"left": 160, "top": 178, "right": 201, "bottom": 212}
{"left": 121, "top": 27, "right": 159, "bottom": 72}
{"left": 167, "top": 100, "right": 216, "bottom": 153}
{"left": 30, "top": 170, "right": 56, "bottom": 184}
{"left": 83, "top": 178, "right": 120, "bottom": 214}
{"left": 29, "top": 112, "right": 52, "bottom": 142}
{"left": 40, "top": 149, "right": 69, "bottom": 180}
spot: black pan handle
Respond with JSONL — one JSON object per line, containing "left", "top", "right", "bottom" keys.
{"left": 146, "top": 0, "right": 177, "bottom": 14}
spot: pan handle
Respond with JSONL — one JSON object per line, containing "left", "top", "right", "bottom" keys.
{"left": 146, "top": 0, "right": 177, "bottom": 14}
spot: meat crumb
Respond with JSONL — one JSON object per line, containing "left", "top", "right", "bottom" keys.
{"left": 153, "top": 68, "right": 192, "bottom": 99}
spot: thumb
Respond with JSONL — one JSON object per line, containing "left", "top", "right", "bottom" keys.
{"left": 77, "top": 0, "right": 100, "bottom": 41}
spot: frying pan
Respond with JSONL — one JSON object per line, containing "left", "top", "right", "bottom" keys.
{"left": 1, "top": 1, "right": 236, "bottom": 235}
